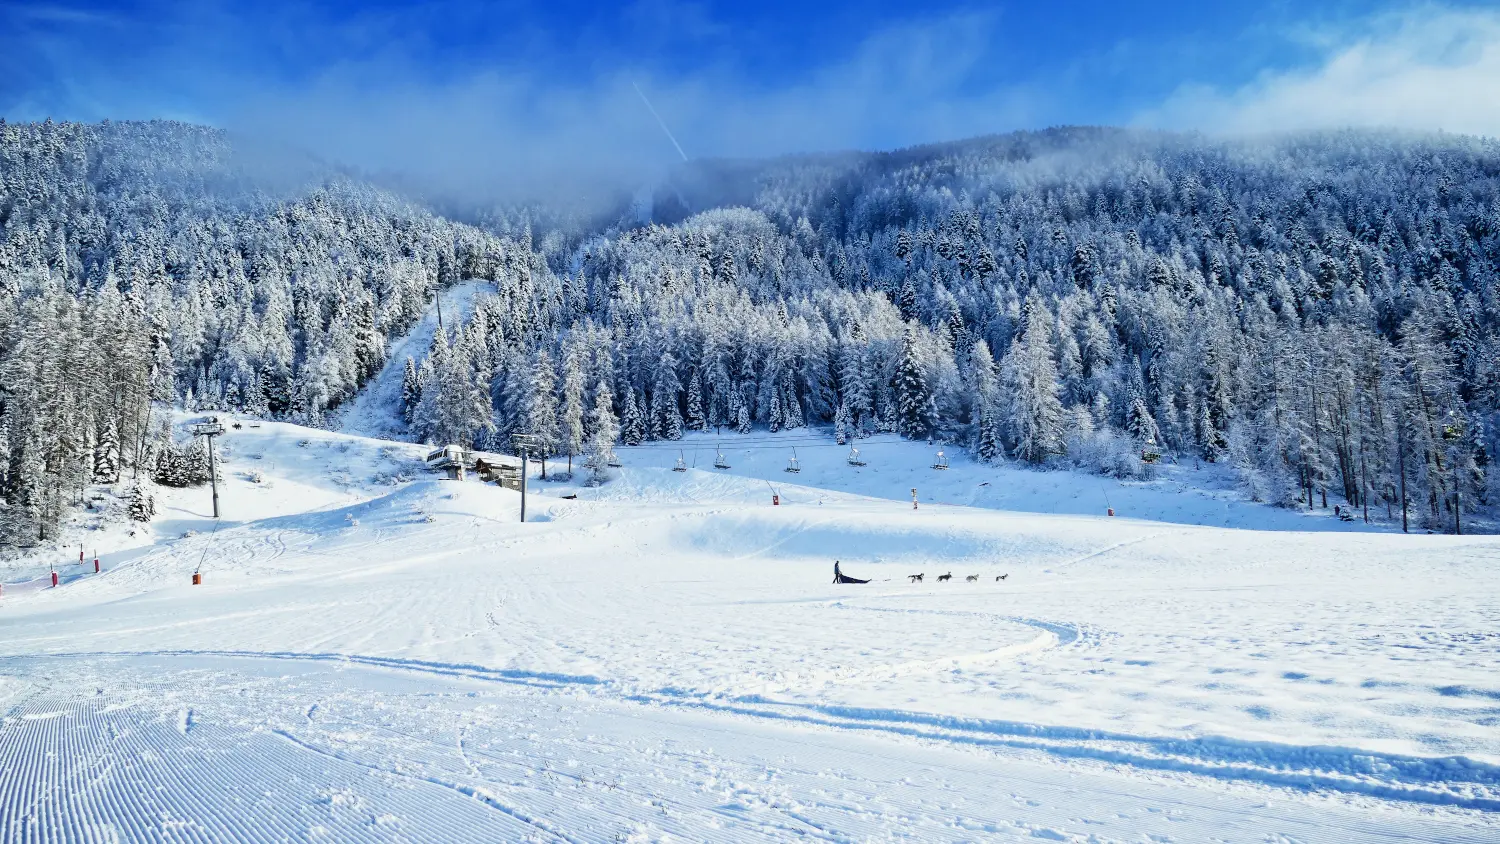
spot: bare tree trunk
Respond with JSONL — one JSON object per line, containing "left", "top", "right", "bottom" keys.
{"left": 1398, "top": 422, "right": 1409, "bottom": 534}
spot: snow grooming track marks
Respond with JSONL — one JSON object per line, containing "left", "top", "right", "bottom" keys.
{"left": 637, "top": 695, "right": 1500, "bottom": 813}
{"left": 2, "top": 655, "right": 1494, "bottom": 844}
{"left": 0, "top": 696, "right": 534, "bottom": 842}
{"left": 15, "top": 647, "right": 1500, "bottom": 818}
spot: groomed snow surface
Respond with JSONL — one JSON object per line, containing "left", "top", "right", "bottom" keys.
{"left": 2, "top": 420, "right": 1498, "bottom": 842}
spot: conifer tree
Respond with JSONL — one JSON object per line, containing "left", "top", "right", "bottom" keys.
{"left": 620, "top": 388, "right": 645, "bottom": 446}
{"left": 93, "top": 420, "right": 120, "bottom": 484}
{"left": 128, "top": 482, "right": 155, "bottom": 523}
{"left": 400, "top": 357, "right": 421, "bottom": 424}
{"left": 560, "top": 348, "right": 587, "bottom": 473}
{"left": 524, "top": 349, "right": 559, "bottom": 464}
{"left": 685, "top": 369, "right": 707, "bottom": 431}
{"left": 1003, "top": 298, "right": 1065, "bottom": 463}
{"left": 894, "top": 329, "right": 932, "bottom": 440}
{"left": 971, "top": 340, "right": 1002, "bottom": 462}
{"left": 652, "top": 354, "right": 684, "bottom": 441}
{"left": 585, "top": 382, "right": 619, "bottom": 484}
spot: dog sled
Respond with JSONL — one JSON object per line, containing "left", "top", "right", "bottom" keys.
{"left": 833, "top": 561, "right": 869, "bottom": 584}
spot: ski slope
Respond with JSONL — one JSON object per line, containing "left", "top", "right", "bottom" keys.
{"left": 338, "top": 280, "right": 496, "bottom": 440}
{"left": 2, "top": 419, "right": 1498, "bottom": 841}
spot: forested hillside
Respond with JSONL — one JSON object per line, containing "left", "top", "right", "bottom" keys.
{"left": 0, "top": 119, "right": 524, "bottom": 545}
{"left": 4, "top": 121, "right": 1499, "bottom": 544}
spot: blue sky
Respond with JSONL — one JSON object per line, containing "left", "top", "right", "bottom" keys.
{"left": 4, "top": 1, "right": 1498, "bottom": 197}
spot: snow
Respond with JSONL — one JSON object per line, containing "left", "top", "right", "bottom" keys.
{"left": 2, "top": 420, "right": 1498, "bottom": 841}
{"left": 337, "top": 280, "right": 496, "bottom": 440}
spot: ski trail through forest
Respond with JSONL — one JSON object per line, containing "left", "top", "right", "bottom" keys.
{"left": 338, "top": 280, "right": 496, "bottom": 440}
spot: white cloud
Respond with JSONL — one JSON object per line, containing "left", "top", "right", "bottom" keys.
{"left": 1140, "top": 6, "right": 1500, "bottom": 139}
{"left": 225, "top": 12, "right": 1039, "bottom": 207}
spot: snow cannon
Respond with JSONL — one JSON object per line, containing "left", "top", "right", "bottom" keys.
{"left": 1108, "top": 508, "right": 1115, "bottom": 517}
{"left": 772, "top": 494, "right": 780, "bottom": 506}
{"left": 192, "top": 572, "right": 202, "bottom": 586}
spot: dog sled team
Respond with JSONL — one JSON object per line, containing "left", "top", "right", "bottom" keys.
{"left": 907, "top": 571, "right": 1007, "bottom": 583}
{"left": 833, "top": 561, "right": 1008, "bottom": 585}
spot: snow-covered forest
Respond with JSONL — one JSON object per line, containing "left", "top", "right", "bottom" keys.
{"left": 4, "top": 121, "right": 1500, "bottom": 544}
{"left": 0, "top": 119, "right": 520, "bottom": 545}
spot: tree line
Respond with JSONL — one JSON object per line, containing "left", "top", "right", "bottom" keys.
{"left": 3, "top": 121, "right": 1497, "bottom": 543}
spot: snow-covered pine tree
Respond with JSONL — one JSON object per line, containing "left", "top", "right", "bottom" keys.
{"left": 782, "top": 381, "right": 804, "bottom": 429}
{"left": 1003, "top": 296, "right": 1065, "bottom": 463}
{"left": 93, "top": 419, "right": 120, "bottom": 484}
{"left": 620, "top": 388, "right": 645, "bottom": 446}
{"left": 970, "top": 340, "right": 1002, "bottom": 463}
{"left": 560, "top": 347, "right": 587, "bottom": 474}
{"left": 524, "top": 348, "right": 560, "bottom": 464}
{"left": 585, "top": 382, "right": 620, "bottom": 484}
{"left": 685, "top": 369, "right": 707, "bottom": 431}
{"left": 128, "top": 482, "right": 155, "bottom": 523}
{"left": 400, "top": 357, "right": 421, "bottom": 424}
{"left": 652, "top": 354, "right": 684, "bottom": 441}
{"left": 894, "top": 329, "right": 931, "bottom": 440}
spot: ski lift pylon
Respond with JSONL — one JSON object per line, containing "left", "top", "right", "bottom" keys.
{"left": 785, "top": 447, "right": 801, "bottom": 473}
{"left": 847, "top": 446, "right": 866, "bottom": 467}
{"left": 932, "top": 449, "right": 949, "bottom": 470}
{"left": 673, "top": 450, "right": 687, "bottom": 472}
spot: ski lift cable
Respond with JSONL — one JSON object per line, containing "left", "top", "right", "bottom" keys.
{"left": 612, "top": 432, "right": 967, "bottom": 453}
{"left": 619, "top": 441, "right": 911, "bottom": 453}
{"left": 194, "top": 518, "right": 225, "bottom": 576}
{"left": 616, "top": 437, "right": 903, "bottom": 451}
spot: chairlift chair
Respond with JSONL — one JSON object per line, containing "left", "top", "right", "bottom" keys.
{"left": 714, "top": 446, "right": 731, "bottom": 469}
{"left": 1141, "top": 439, "right": 1162, "bottom": 464}
{"left": 932, "top": 449, "right": 949, "bottom": 470}
{"left": 847, "top": 446, "right": 866, "bottom": 467}
{"left": 785, "top": 447, "right": 801, "bottom": 473}
{"left": 1442, "top": 414, "right": 1464, "bottom": 441}
{"left": 673, "top": 450, "right": 688, "bottom": 472}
